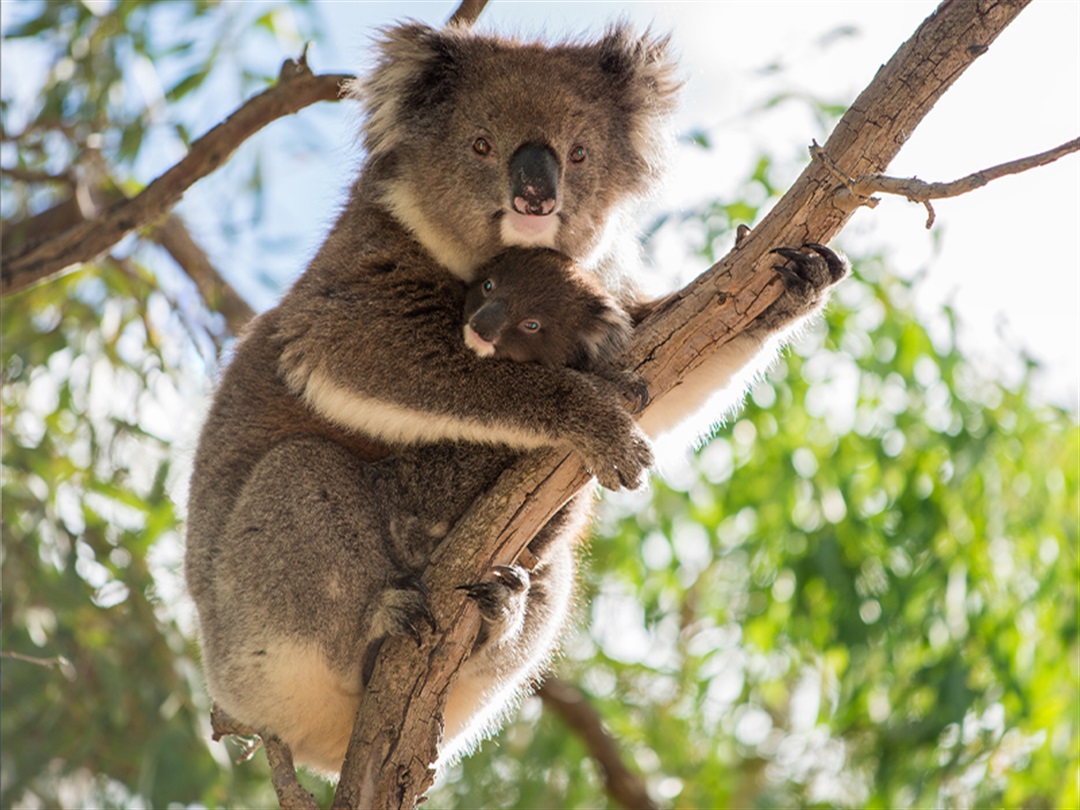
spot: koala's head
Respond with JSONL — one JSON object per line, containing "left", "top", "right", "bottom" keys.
{"left": 353, "top": 22, "right": 680, "bottom": 285}
{"left": 462, "top": 248, "right": 632, "bottom": 371}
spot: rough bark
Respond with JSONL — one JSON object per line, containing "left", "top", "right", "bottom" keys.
{"left": 335, "top": 1, "right": 1034, "bottom": 808}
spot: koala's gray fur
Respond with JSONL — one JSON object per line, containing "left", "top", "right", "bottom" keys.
{"left": 184, "top": 16, "right": 849, "bottom": 777}
{"left": 185, "top": 22, "right": 680, "bottom": 775}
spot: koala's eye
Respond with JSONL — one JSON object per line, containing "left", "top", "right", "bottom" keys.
{"left": 520, "top": 319, "right": 541, "bottom": 333}
{"left": 482, "top": 279, "right": 494, "bottom": 294}
{"left": 568, "top": 145, "right": 587, "bottom": 164}
{"left": 472, "top": 137, "right": 493, "bottom": 157}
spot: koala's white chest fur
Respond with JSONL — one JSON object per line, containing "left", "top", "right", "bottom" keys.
{"left": 500, "top": 210, "right": 560, "bottom": 247}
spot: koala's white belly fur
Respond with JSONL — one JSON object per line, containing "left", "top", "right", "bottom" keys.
{"left": 210, "top": 639, "right": 513, "bottom": 774}
{"left": 210, "top": 640, "right": 361, "bottom": 774}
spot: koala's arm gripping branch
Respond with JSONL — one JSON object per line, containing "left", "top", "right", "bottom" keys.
{"left": 334, "top": 1, "right": 1033, "bottom": 808}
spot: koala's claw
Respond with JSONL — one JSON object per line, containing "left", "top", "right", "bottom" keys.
{"left": 458, "top": 565, "right": 528, "bottom": 617}
{"left": 590, "top": 430, "right": 653, "bottom": 492}
{"left": 459, "top": 565, "right": 530, "bottom": 649}
{"left": 620, "top": 373, "right": 651, "bottom": 415}
{"left": 362, "top": 578, "right": 436, "bottom": 685}
{"left": 769, "top": 243, "right": 847, "bottom": 288}
{"left": 374, "top": 576, "right": 437, "bottom": 646}
{"left": 760, "top": 242, "right": 849, "bottom": 329}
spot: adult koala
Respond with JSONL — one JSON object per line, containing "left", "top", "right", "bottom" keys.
{"left": 185, "top": 21, "right": 681, "bottom": 773}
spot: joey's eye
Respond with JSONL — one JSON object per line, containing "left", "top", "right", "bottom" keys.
{"left": 482, "top": 279, "right": 494, "bottom": 294}
{"left": 568, "top": 145, "right": 586, "bottom": 164}
{"left": 521, "top": 319, "right": 541, "bottom": 333}
{"left": 473, "top": 137, "right": 492, "bottom": 157}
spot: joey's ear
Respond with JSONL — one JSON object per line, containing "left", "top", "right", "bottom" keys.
{"left": 595, "top": 23, "right": 682, "bottom": 181}
{"left": 581, "top": 295, "right": 633, "bottom": 368}
{"left": 350, "top": 22, "right": 464, "bottom": 158}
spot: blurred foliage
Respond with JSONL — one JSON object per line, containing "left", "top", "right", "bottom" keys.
{"left": 2, "top": 2, "right": 1077, "bottom": 810}
{"left": 1, "top": 0, "right": 317, "bottom": 254}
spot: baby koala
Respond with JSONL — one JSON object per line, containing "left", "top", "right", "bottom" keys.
{"left": 463, "top": 247, "right": 644, "bottom": 399}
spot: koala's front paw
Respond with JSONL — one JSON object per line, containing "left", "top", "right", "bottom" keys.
{"left": 581, "top": 417, "right": 654, "bottom": 492}
{"left": 459, "top": 565, "right": 530, "bottom": 649}
{"left": 759, "top": 242, "right": 848, "bottom": 330}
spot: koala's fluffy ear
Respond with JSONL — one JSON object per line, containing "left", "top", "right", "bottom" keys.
{"left": 580, "top": 290, "right": 633, "bottom": 369}
{"left": 595, "top": 24, "right": 683, "bottom": 181}
{"left": 350, "top": 23, "right": 463, "bottom": 159}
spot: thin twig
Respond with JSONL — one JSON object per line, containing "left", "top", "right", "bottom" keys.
{"left": 1, "top": 650, "right": 76, "bottom": 680}
{"left": 152, "top": 215, "right": 256, "bottom": 335}
{"left": 851, "top": 135, "right": 1080, "bottom": 201}
{"left": 539, "top": 678, "right": 660, "bottom": 810}
{"left": 812, "top": 135, "right": 1080, "bottom": 228}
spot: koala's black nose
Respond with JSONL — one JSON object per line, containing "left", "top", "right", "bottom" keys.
{"left": 470, "top": 300, "right": 508, "bottom": 343}
{"left": 509, "top": 143, "right": 559, "bottom": 216}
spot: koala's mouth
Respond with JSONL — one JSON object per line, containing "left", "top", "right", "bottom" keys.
{"left": 463, "top": 324, "right": 497, "bottom": 358}
{"left": 498, "top": 209, "right": 560, "bottom": 247}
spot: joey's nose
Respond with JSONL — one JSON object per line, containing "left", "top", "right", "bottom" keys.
{"left": 509, "top": 143, "right": 559, "bottom": 216}
{"left": 469, "top": 300, "right": 508, "bottom": 343}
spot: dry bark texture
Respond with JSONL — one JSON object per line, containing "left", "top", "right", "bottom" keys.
{"left": 333, "top": 2, "right": 1035, "bottom": 808}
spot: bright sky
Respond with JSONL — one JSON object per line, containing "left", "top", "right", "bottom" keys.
{"left": 294, "top": 0, "right": 1079, "bottom": 411}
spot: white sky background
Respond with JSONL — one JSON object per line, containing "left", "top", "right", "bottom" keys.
{"left": 293, "top": 0, "right": 1080, "bottom": 411}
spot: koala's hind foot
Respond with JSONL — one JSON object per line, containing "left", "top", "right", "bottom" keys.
{"left": 459, "top": 565, "right": 530, "bottom": 650}
{"left": 759, "top": 242, "right": 849, "bottom": 331}
{"left": 362, "top": 576, "right": 438, "bottom": 684}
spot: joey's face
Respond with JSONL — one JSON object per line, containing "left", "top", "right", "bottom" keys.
{"left": 362, "top": 23, "right": 680, "bottom": 282}
{"left": 463, "top": 275, "right": 562, "bottom": 366}
{"left": 461, "top": 248, "right": 631, "bottom": 370}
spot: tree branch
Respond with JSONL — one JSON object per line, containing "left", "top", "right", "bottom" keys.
{"left": 447, "top": 0, "right": 490, "bottom": 26}
{"left": 152, "top": 215, "right": 256, "bottom": 335}
{"left": 340, "top": 1, "right": 1034, "bottom": 807}
{"left": 1, "top": 55, "right": 353, "bottom": 297}
{"left": 811, "top": 135, "right": 1080, "bottom": 228}
{"left": 0, "top": 165, "right": 75, "bottom": 186}
{"left": 2, "top": 181, "right": 255, "bottom": 337}
{"left": 539, "top": 678, "right": 660, "bottom": 810}
{"left": 212, "top": 706, "right": 317, "bottom": 810}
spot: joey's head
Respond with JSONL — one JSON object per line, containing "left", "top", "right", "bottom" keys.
{"left": 462, "top": 248, "right": 632, "bottom": 371}
{"left": 353, "top": 22, "right": 681, "bottom": 284}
